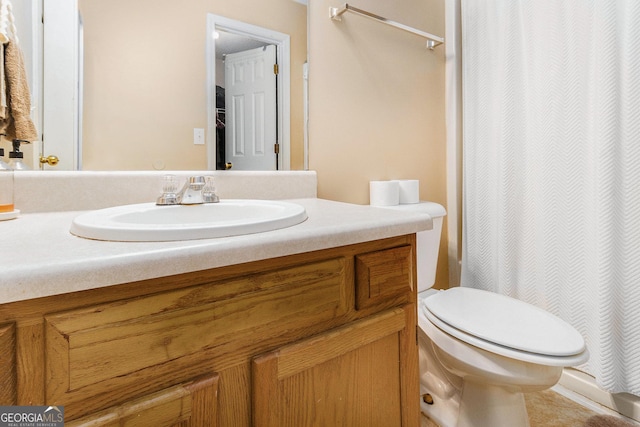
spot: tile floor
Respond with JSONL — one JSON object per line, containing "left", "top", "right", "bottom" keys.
{"left": 420, "top": 388, "right": 638, "bottom": 427}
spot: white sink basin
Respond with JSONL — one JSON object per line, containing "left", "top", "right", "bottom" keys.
{"left": 70, "top": 200, "right": 307, "bottom": 242}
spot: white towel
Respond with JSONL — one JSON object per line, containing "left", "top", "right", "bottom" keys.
{"left": 0, "top": 43, "right": 6, "bottom": 120}
{"left": 0, "top": 0, "right": 18, "bottom": 44}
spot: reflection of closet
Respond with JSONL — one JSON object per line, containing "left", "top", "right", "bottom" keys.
{"left": 215, "top": 85, "right": 226, "bottom": 170}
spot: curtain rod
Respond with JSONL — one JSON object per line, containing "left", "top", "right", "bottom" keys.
{"left": 330, "top": 3, "right": 444, "bottom": 50}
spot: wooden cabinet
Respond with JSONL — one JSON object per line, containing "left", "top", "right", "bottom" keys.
{"left": 0, "top": 235, "right": 418, "bottom": 426}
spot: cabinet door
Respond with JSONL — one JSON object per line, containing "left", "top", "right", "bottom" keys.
{"left": 252, "top": 306, "right": 419, "bottom": 427}
{"left": 66, "top": 374, "right": 218, "bottom": 427}
{"left": 0, "top": 322, "right": 16, "bottom": 404}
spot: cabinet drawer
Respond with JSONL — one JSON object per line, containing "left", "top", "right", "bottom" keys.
{"left": 355, "top": 245, "right": 414, "bottom": 310}
{"left": 44, "top": 257, "right": 349, "bottom": 416}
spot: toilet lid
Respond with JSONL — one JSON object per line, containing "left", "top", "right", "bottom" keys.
{"left": 423, "top": 287, "right": 586, "bottom": 357}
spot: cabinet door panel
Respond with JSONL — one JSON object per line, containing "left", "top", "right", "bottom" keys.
{"left": 0, "top": 322, "right": 16, "bottom": 404}
{"left": 66, "top": 374, "right": 218, "bottom": 427}
{"left": 253, "top": 307, "right": 416, "bottom": 427}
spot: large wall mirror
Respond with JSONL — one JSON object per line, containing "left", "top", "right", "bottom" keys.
{"left": 34, "top": 0, "right": 307, "bottom": 171}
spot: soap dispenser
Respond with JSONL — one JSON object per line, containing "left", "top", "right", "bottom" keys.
{"left": 0, "top": 148, "right": 10, "bottom": 170}
{"left": 0, "top": 147, "right": 14, "bottom": 215}
{"left": 8, "top": 139, "right": 30, "bottom": 170}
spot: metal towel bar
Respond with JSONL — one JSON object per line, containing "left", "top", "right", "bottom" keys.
{"left": 330, "top": 3, "right": 444, "bottom": 49}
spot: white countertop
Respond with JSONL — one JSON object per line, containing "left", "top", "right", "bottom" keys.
{"left": 0, "top": 198, "right": 432, "bottom": 304}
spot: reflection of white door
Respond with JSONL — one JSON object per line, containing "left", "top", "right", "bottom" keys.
{"left": 42, "top": 0, "right": 79, "bottom": 170}
{"left": 225, "top": 45, "right": 277, "bottom": 171}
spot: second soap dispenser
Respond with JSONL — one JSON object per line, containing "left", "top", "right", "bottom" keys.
{"left": 8, "top": 139, "right": 30, "bottom": 170}
{"left": 0, "top": 147, "right": 15, "bottom": 218}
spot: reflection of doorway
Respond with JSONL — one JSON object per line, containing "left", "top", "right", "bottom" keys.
{"left": 207, "top": 15, "right": 291, "bottom": 171}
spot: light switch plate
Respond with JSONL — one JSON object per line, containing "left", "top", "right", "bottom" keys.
{"left": 194, "top": 128, "right": 205, "bottom": 145}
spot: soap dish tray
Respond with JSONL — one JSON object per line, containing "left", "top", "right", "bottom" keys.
{"left": 0, "top": 209, "right": 20, "bottom": 221}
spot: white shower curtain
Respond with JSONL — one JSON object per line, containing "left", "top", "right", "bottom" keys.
{"left": 461, "top": 0, "right": 640, "bottom": 395}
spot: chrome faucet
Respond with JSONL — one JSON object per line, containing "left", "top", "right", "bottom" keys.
{"left": 157, "top": 175, "right": 219, "bottom": 205}
{"left": 179, "top": 176, "right": 206, "bottom": 204}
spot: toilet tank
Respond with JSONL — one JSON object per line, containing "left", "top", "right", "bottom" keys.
{"left": 383, "top": 202, "right": 447, "bottom": 292}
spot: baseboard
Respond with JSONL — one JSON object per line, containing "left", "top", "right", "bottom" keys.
{"left": 558, "top": 368, "right": 640, "bottom": 423}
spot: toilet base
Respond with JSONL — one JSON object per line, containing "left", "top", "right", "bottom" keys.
{"left": 418, "top": 312, "right": 564, "bottom": 427}
{"left": 457, "top": 381, "right": 529, "bottom": 427}
{"left": 419, "top": 383, "right": 460, "bottom": 427}
{"left": 421, "top": 378, "right": 531, "bottom": 427}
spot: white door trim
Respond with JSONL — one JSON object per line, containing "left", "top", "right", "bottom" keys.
{"left": 206, "top": 14, "right": 291, "bottom": 170}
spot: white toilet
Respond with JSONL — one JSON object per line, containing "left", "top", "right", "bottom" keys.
{"left": 394, "top": 202, "right": 589, "bottom": 427}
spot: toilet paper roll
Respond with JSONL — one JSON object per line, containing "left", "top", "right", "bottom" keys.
{"left": 369, "top": 180, "right": 400, "bottom": 206}
{"left": 395, "top": 179, "right": 420, "bottom": 204}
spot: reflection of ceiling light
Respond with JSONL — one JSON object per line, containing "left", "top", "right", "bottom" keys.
{"left": 213, "top": 31, "right": 220, "bottom": 39}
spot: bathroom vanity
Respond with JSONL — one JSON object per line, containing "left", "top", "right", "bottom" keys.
{"left": 0, "top": 171, "right": 431, "bottom": 426}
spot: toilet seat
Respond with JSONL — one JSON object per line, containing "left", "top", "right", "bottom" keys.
{"left": 421, "top": 287, "right": 589, "bottom": 366}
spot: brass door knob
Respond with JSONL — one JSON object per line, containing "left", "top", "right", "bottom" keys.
{"left": 40, "top": 155, "right": 59, "bottom": 166}
{"left": 225, "top": 162, "right": 233, "bottom": 170}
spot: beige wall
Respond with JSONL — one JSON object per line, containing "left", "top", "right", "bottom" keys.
{"left": 308, "top": 0, "right": 449, "bottom": 288}
{"left": 79, "top": 0, "right": 307, "bottom": 171}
